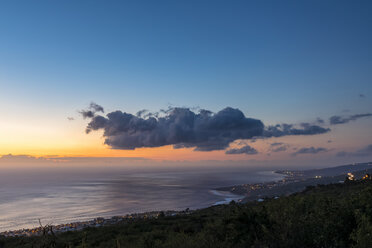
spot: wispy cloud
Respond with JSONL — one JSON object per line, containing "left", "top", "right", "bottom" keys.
{"left": 263, "top": 123, "right": 330, "bottom": 137}
{"left": 0, "top": 154, "right": 148, "bottom": 167}
{"left": 292, "top": 147, "right": 328, "bottom": 156}
{"left": 79, "top": 102, "right": 105, "bottom": 119}
{"left": 329, "top": 113, "right": 372, "bottom": 125}
{"left": 225, "top": 145, "right": 258, "bottom": 155}
{"left": 269, "top": 142, "right": 288, "bottom": 152}
{"left": 272, "top": 146, "right": 288, "bottom": 152}
{"left": 270, "top": 142, "right": 284, "bottom": 146}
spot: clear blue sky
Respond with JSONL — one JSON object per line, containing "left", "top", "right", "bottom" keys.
{"left": 0, "top": 0, "right": 371, "bottom": 165}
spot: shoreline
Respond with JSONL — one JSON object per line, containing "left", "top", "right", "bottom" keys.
{"left": 215, "top": 170, "right": 290, "bottom": 198}
{"left": 0, "top": 189, "right": 250, "bottom": 236}
{"left": 0, "top": 210, "right": 186, "bottom": 237}
{"left": 209, "top": 189, "right": 246, "bottom": 205}
{"left": 0, "top": 186, "right": 254, "bottom": 237}
{"left": 0, "top": 170, "right": 283, "bottom": 235}
{"left": 0, "top": 166, "right": 361, "bottom": 237}
{"left": 1, "top": 163, "right": 370, "bottom": 237}
{"left": 1, "top": 186, "right": 254, "bottom": 237}
{"left": 217, "top": 164, "right": 372, "bottom": 203}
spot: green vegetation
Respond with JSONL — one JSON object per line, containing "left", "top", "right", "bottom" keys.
{"left": 1, "top": 180, "right": 372, "bottom": 248}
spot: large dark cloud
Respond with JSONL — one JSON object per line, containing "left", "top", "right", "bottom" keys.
{"left": 337, "top": 144, "right": 372, "bottom": 157}
{"left": 329, "top": 113, "right": 372, "bottom": 125}
{"left": 86, "top": 107, "right": 264, "bottom": 151}
{"left": 292, "top": 147, "right": 328, "bottom": 156}
{"left": 225, "top": 145, "right": 258, "bottom": 155}
{"left": 263, "top": 123, "right": 330, "bottom": 137}
{"left": 83, "top": 105, "right": 336, "bottom": 152}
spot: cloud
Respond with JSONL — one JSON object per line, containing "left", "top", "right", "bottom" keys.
{"left": 263, "top": 123, "right": 330, "bottom": 137}
{"left": 86, "top": 107, "right": 264, "bottom": 151}
{"left": 269, "top": 142, "right": 288, "bottom": 152}
{"left": 272, "top": 146, "right": 287, "bottom": 152}
{"left": 136, "top": 109, "right": 149, "bottom": 118}
{"left": 83, "top": 105, "right": 337, "bottom": 152}
{"left": 337, "top": 144, "right": 372, "bottom": 157}
{"left": 316, "top": 118, "right": 325, "bottom": 124}
{"left": 67, "top": 117, "right": 75, "bottom": 121}
{"left": 292, "top": 147, "right": 328, "bottom": 156}
{"left": 225, "top": 145, "right": 258, "bottom": 155}
{"left": 80, "top": 102, "right": 105, "bottom": 119}
{"left": 270, "top": 142, "right": 284, "bottom": 146}
{"left": 0, "top": 154, "right": 40, "bottom": 160}
{"left": 80, "top": 110, "right": 95, "bottom": 119}
{"left": 0, "top": 154, "right": 150, "bottom": 167}
{"left": 89, "top": 102, "right": 104, "bottom": 113}
{"left": 329, "top": 113, "right": 372, "bottom": 125}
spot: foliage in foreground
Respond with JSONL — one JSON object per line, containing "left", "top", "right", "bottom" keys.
{"left": 1, "top": 180, "right": 372, "bottom": 248}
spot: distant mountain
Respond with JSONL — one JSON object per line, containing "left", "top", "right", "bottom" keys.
{"left": 301, "top": 162, "right": 372, "bottom": 178}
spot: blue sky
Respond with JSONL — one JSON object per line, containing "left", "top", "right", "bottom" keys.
{"left": 0, "top": 0, "right": 371, "bottom": 166}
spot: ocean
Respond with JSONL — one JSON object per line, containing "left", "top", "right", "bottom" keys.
{"left": 0, "top": 166, "right": 283, "bottom": 232}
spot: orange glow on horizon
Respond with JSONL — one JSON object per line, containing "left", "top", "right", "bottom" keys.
{"left": 0, "top": 144, "right": 267, "bottom": 161}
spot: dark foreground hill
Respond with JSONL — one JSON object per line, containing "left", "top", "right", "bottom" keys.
{"left": 1, "top": 180, "right": 372, "bottom": 248}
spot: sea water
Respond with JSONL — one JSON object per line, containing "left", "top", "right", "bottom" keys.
{"left": 0, "top": 166, "right": 283, "bottom": 231}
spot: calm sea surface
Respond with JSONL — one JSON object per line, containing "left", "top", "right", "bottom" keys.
{"left": 0, "top": 166, "right": 283, "bottom": 231}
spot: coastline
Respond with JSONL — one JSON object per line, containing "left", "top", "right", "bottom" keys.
{"left": 217, "top": 163, "right": 372, "bottom": 203}
{"left": 0, "top": 210, "right": 185, "bottom": 237}
{"left": 0, "top": 169, "right": 283, "bottom": 235}
{"left": 215, "top": 170, "right": 289, "bottom": 199}
{"left": 0, "top": 187, "right": 249, "bottom": 237}
{"left": 3, "top": 163, "right": 371, "bottom": 237}
{"left": 0, "top": 186, "right": 255, "bottom": 237}
{"left": 209, "top": 190, "right": 245, "bottom": 205}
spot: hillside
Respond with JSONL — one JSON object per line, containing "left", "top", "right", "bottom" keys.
{"left": 1, "top": 179, "right": 372, "bottom": 248}
{"left": 217, "top": 163, "right": 372, "bottom": 200}
{"left": 279, "top": 161, "right": 372, "bottom": 178}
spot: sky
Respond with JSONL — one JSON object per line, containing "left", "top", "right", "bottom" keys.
{"left": 0, "top": 0, "right": 371, "bottom": 168}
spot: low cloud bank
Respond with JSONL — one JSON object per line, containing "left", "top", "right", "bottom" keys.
{"left": 0, "top": 154, "right": 149, "bottom": 168}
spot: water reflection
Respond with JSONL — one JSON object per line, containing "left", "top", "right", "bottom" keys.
{"left": 0, "top": 167, "right": 283, "bottom": 231}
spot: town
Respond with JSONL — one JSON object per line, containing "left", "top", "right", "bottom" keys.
{"left": 218, "top": 162, "right": 372, "bottom": 201}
